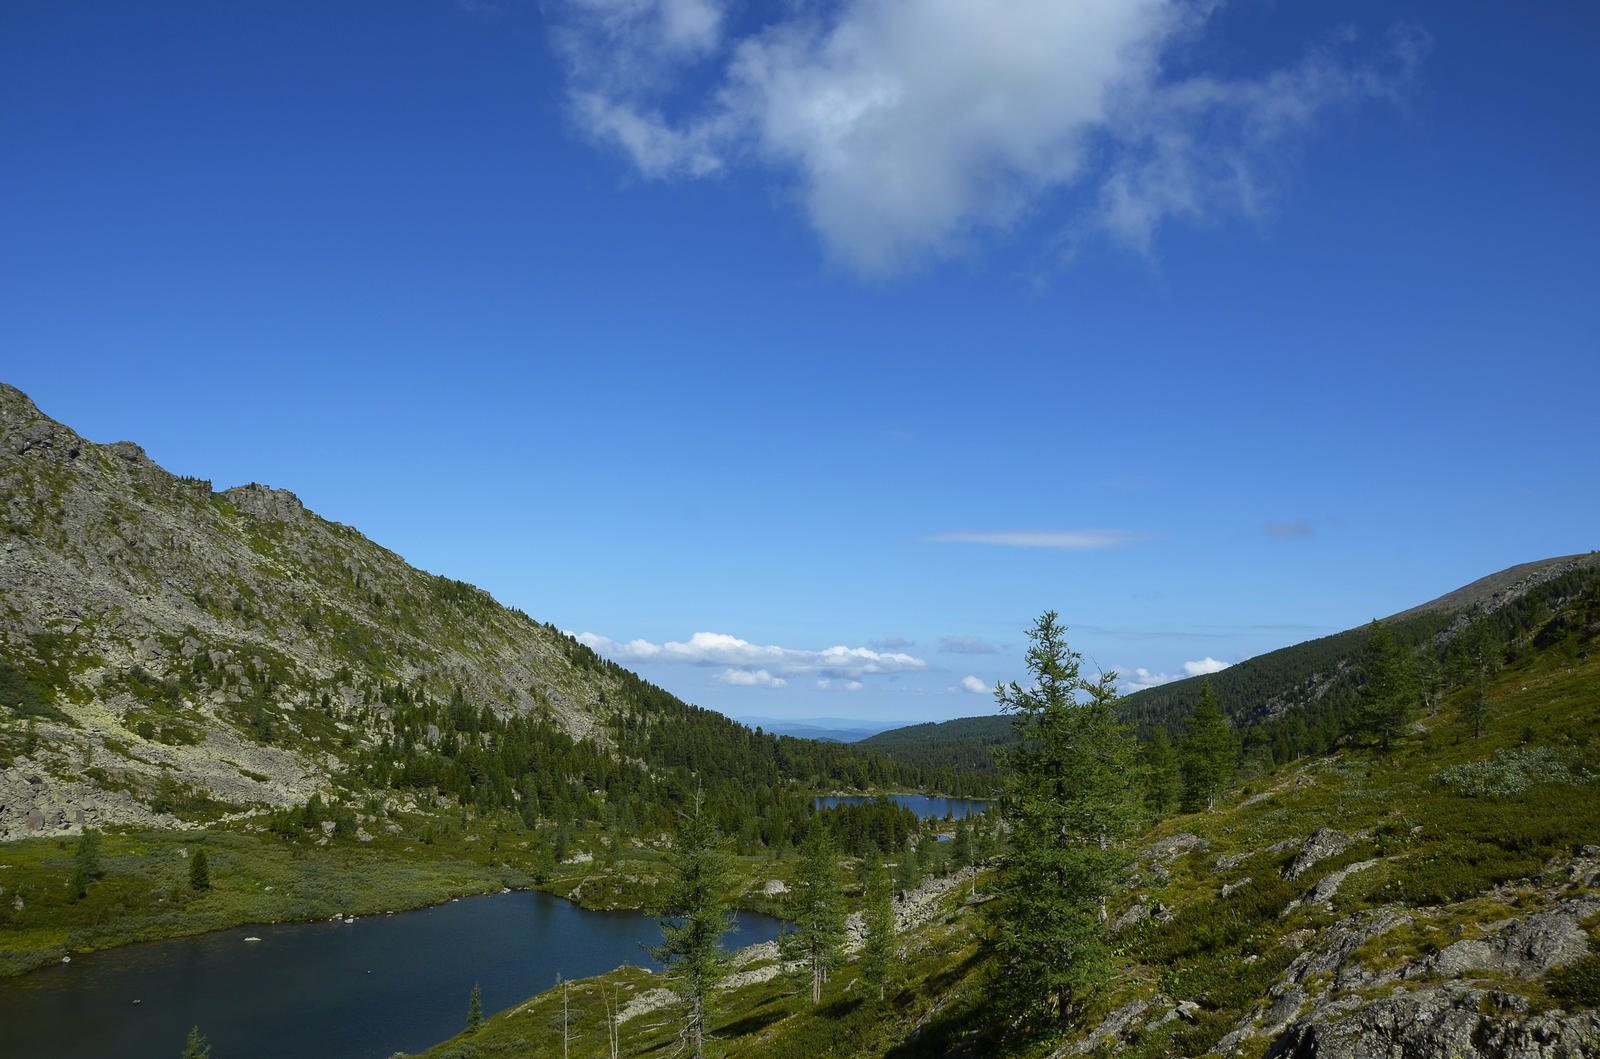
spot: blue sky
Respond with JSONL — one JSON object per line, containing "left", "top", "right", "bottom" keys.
{"left": 3, "top": 1, "right": 1596, "bottom": 725}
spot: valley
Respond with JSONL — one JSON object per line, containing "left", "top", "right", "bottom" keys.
{"left": 2, "top": 382, "right": 1596, "bottom": 1059}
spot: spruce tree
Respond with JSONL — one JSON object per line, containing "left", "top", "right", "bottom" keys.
{"left": 189, "top": 847, "right": 210, "bottom": 891}
{"left": 648, "top": 790, "right": 733, "bottom": 1059}
{"left": 1356, "top": 621, "right": 1416, "bottom": 751}
{"left": 988, "top": 612, "right": 1139, "bottom": 1026}
{"left": 861, "top": 856, "right": 895, "bottom": 1003}
{"left": 466, "top": 981, "right": 483, "bottom": 1034}
{"left": 951, "top": 818, "right": 973, "bottom": 892}
{"left": 1179, "top": 681, "right": 1235, "bottom": 812}
{"left": 1142, "top": 725, "right": 1180, "bottom": 814}
{"left": 75, "top": 828, "right": 103, "bottom": 879}
{"left": 894, "top": 839, "right": 920, "bottom": 893}
{"left": 782, "top": 818, "right": 847, "bottom": 1004}
{"left": 1454, "top": 617, "right": 1502, "bottom": 738}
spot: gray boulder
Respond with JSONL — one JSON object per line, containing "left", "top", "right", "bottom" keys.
{"left": 1285, "top": 829, "right": 1357, "bottom": 881}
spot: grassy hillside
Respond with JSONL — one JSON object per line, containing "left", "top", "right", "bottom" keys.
{"left": 864, "top": 555, "right": 1600, "bottom": 779}
{"left": 426, "top": 595, "right": 1600, "bottom": 1059}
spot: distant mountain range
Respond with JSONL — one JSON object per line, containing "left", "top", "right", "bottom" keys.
{"left": 732, "top": 716, "right": 902, "bottom": 742}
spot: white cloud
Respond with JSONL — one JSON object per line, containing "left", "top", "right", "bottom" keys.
{"left": 1122, "top": 667, "right": 1177, "bottom": 692}
{"left": 961, "top": 675, "right": 988, "bottom": 693}
{"left": 552, "top": 0, "right": 1426, "bottom": 272}
{"left": 577, "top": 630, "right": 929, "bottom": 679}
{"left": 1121, "top": 656, "right": 1231, "bottom": 691}
{"left": 927, "top": 528, "right": 1151, "bottom": 550}
{"left": 715, "top": 667, "right": 787, "bottom": 687}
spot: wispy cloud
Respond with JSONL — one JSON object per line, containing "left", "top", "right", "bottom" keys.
{"left": 961, "top": 675, "right": 988, "bottom": 693}
{"left": 578, "top": 630, "right": 929, "bottom": 685}
{"left": 550, "top": 0, "right": 1427, "bottom": 273}
{"left": 939, "top": 636, "right": 995, "bottom": 655}
{"left": 869, "top": 636, "right": 914, "bottom": 650}
{"left": 1264, "top": 519, "right": 1316, "bottom": 540}
{"left": 1121, "top": 656, "right": 1232, "bottom": 691}
{"left": 927, "top": 528, "right": 1151, "bottom": 550}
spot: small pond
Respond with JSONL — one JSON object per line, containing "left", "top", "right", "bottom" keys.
{"left": 0, "top": 890, "right": 780, "bottom": 1059}
{"left": 814, "top": 794, "right": 992, "bottom": 819}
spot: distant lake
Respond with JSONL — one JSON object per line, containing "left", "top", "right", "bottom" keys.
{"left": 0, "top": 891, "right": 780, "bottom": 1059}
{"left": 815, "top": 794, "right": 992, "bottom": 819}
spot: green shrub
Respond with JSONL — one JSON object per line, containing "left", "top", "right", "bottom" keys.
{"left": 1432, "top": 747, "right": 1596, "bottom": 798}
{"left": 1546, "top": 955, "right": 1600, "bottom": 1008}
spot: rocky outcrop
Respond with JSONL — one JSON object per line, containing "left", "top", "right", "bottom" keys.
{"left": 1267, "top": 986, "right": 1600, "bottom": 1059}
{"left": 1285, "top": 829, "right": 1360, "bottom": 881}
{"left": 1210, "top": 851, "right": 1600, "bottom": 1059}
{"left": 1409, "top": 894, "right": 1600, "bottom": 980}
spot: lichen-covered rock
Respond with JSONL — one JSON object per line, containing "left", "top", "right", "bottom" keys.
{"left": 1409, "top": 895, "right": 1600, "bottom": 980}
{"left": 1266, "top": 985, "right": 1600, "bottom": 1059}
{"left": 1286, "top": 829, "right": 1358, "bottom": 881}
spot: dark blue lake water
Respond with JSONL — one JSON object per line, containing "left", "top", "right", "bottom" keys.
{"left": 815, "top": 794, "right": 992, "bottom": 819}
{"left": 0, "top": 891, "right": 780, "bottom": 1059}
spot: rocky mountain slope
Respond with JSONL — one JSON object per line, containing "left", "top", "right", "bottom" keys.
{"left": 0, "top": 382, "right": 632, "bottom": 840}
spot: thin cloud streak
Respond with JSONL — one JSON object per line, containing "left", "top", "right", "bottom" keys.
{"left": 926, "top": 528, "right": 1152, "bottom": 550}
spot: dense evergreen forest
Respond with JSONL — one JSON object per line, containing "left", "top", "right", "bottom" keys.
{"left": 291, "top": 638, "right": 990, "bottom": 855}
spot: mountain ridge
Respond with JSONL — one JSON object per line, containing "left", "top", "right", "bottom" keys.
{"left": 861, "top": 551, "right": 1600, "bottom": 766}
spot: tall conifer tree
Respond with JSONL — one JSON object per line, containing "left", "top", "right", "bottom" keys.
{"left": 648, "top": 790, "right": 733, "bottom": 1058}
{"left": 1142, "top": 725, "right": 1180, "bottom": 814}
{"left": 988, "top": 612, "right": 1138, "bottom": 1025}
{"left": 1179, "top": 681, "right": 1234, "bottom": 812}
{"left": 1356, "top": 621, "right": 1417, "bottom": 751}
{"left": 861, "top": 856, "right": 896, "bottom": 1002}
{"left": 782, "top": 818, "right": 847, "bottom": 1004}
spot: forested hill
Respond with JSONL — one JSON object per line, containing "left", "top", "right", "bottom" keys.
{"left": 855, "top": 714, "right": 1015, "bottom": 775}
{"left": 862, "top": 553, "right": 1600, "bottom": 772}
{"left": 1119, "top": 552, "right": 1600, "bottom": 739}
{"left": 0, "top": 382, "right": 983, "bottom": 845}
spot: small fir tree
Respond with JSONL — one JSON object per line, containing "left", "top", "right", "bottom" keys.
{"left": 189, "top": 847, "right": 210, "bottom": 891}
{"left": 894, "top": 839, "right": 920, "bottom": 893}
{"left": 466, "top": 981, "right": 483, "bottom": 1034}
{"left": 1180, "top": 681, "right": 1235, "bottom": 812}
{"left": 303, "top": 793, "right": 325, "bottom": 830}
{"left": 648, "top": 790, "right": 733, "bottom": 1059}
{"left": 861, "top": 856, "right": 896, "bottom": 1002}
{"left": 75, "top": 828, "right": 103, "bottom": 879}
{"left": 180, "top": 1025, "right": 211, "bottom": 1059}
{"left": 950, "top": 818, "right": 974, "bottom": 892}
{"left": 1453, "top": 617, "right": 1503, "bottom": 738}
{"left": 782, "top": 818, "right": 847, "bottom": 1004}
